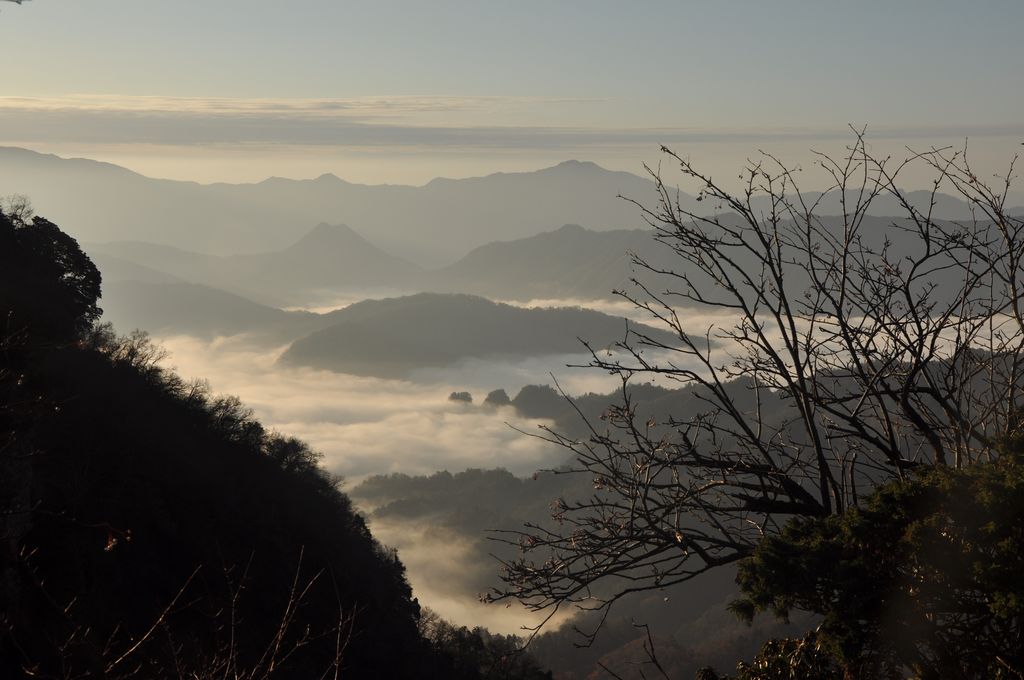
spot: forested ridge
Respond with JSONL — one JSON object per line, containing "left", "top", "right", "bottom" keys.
{"left": 0, "top": 206, "right": 550, "bottom": 678}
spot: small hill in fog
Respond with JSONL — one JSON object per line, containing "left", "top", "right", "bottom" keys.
{"left": 279, "top": 292, "right": 675, "bottom": 378}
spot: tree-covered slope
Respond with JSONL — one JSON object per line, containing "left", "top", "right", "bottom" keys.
{"left": 0, "top": 206, "right": 529, "bottom": 679}
{"left": 11, "top": 338, "right": 435, "bottom": 678}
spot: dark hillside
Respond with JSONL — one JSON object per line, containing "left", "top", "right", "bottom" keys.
{"left": 13, "top": 339, "right": 436, "bottom": 677}
{"left": 0, "top": 207, "right": 507, "bottom": 679}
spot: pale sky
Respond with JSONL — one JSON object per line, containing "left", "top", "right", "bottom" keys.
{"left": 2, "top": 0, "right": 1022, "bottom": 185}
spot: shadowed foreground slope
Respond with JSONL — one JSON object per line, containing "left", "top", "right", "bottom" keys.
{"left": 0, "top": 207, "right": 548, "bottom": 679}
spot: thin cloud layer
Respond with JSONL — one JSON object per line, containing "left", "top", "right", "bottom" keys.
{"left": 4, "top": 95, "right": 1020, "bottom": 151}
{"left": 0, "top": 95, "right": 600, "bottom": 120}
{"left": 150, "top": 303, "right": 735, "bottom": 484}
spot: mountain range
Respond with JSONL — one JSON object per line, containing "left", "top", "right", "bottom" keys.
{"left": 99, "top": 280, "right": 333, "bottom": 342}
{"left": 91, "top": 222, "right": 418, "bottom": 306}
{"left": 425, "top": 222, "right": 681, "bottom": 301}
{"left": 95, "top": 211, "right": 969, "bottom": 311}
{"left": 0, "top": 147, "right": 660, "bottom": 266}
{"left": 90, "top": 221, "right": 666, "bottom": 306}
{"left": 4, "top": 146, "right": 1014, "bottom": 269}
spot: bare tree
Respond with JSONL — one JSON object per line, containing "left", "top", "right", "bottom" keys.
{"left": 488, "top": 129, "right": 1024, "bottom": 639}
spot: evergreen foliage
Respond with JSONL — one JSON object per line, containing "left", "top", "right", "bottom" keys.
{"left": 0, "top": 201, "right": 101, "bottom": 343}
{"left": 723, "top": 439, "right": 1024, "bottom": 678}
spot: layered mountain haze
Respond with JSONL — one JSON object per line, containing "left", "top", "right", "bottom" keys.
{"left": 8, "top": 146, "right": 1008, "bottom": 270}
{"left": 92, "top": 221, "right": 663, "bottom": 309}
{"left": 99, "top": 281, "right": 333, "bottom": 343}
{"left": 0, "top": 147, "right": 664, "bottom": 265}
{"left": 92, "top": 210, "right": 977, "bottom": 368}
{"left": 427, "top": 223, "right": 669, "bottom": 301}
{"left": 89, "top": 251, "right": 184, "bottom": 285}
{"left": 91, "top": 222, "right": 418, "bottom": 306}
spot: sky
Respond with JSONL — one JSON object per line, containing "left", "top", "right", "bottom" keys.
{"left": 2, "top": 1, "right": 1022, "bottom": 184}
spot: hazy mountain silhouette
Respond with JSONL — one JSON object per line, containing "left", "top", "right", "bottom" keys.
{"left": 428, "top": 223, "right": 670, "bottom": 300}
{"left": 3, "top": 147, "right": 1014, "bottom": 269}
{"left": 100, "top": 280, "right": 335, "bottom": 342}
{"left": 94, "top": 213, "right": 982, "bottom": 346}
{"left": 0, "top": 148, "right": 667, "bottom": 266}
{"left": 92, "top": 222, "right": 654, "bottom": 305}
{"left": 431, "top": 213, "right": 993, "bottom": 304}
{"left": 279, "top": 293, "right": 676, "bottom": 378}
{"left": 250, "top": 222, "right": 419, "bottom": 292}
{"left": 89, "top": 222, "right": 419, "bottom": 306}
{"left": 90, "top": 251, "right": 184, "bottom": 285}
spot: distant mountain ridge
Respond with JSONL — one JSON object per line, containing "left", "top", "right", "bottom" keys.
{"left": 94, "top": 213, "right": 987, "bottom": 311}
{"left": 426, "top": 223, "right": 665, "bottom": 301}
{"left": 99, "top": 280, "right": 334, "bottom": 342}
{"left": 4, "top": 146, "right": 1006, "bottom": 269}
{"left": 0, "top": 147, "right": 665, "bottom": 266}
{"left": 90, "top": 222, "right": 418, "bottom": 306}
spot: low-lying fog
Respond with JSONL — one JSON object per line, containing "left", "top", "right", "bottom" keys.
{"left": 145, "top": 299, "right": 737, "bottom": 634}
{"left": 287, "top": 292, "right": 646, "bottom": 320}
{"left": 152, "top": 332, "right": 618, "bottom": 633}
{"left": 157, "top": 334, "right": 618, "bottom": 480}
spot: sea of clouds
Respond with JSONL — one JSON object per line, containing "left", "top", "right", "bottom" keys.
{"left": 147, "top": 299, "right": 743, "bottom": 633}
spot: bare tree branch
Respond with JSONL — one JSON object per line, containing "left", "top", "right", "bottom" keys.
{"left": 488, "top": 130, "right": 1024, "bottom": 639}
